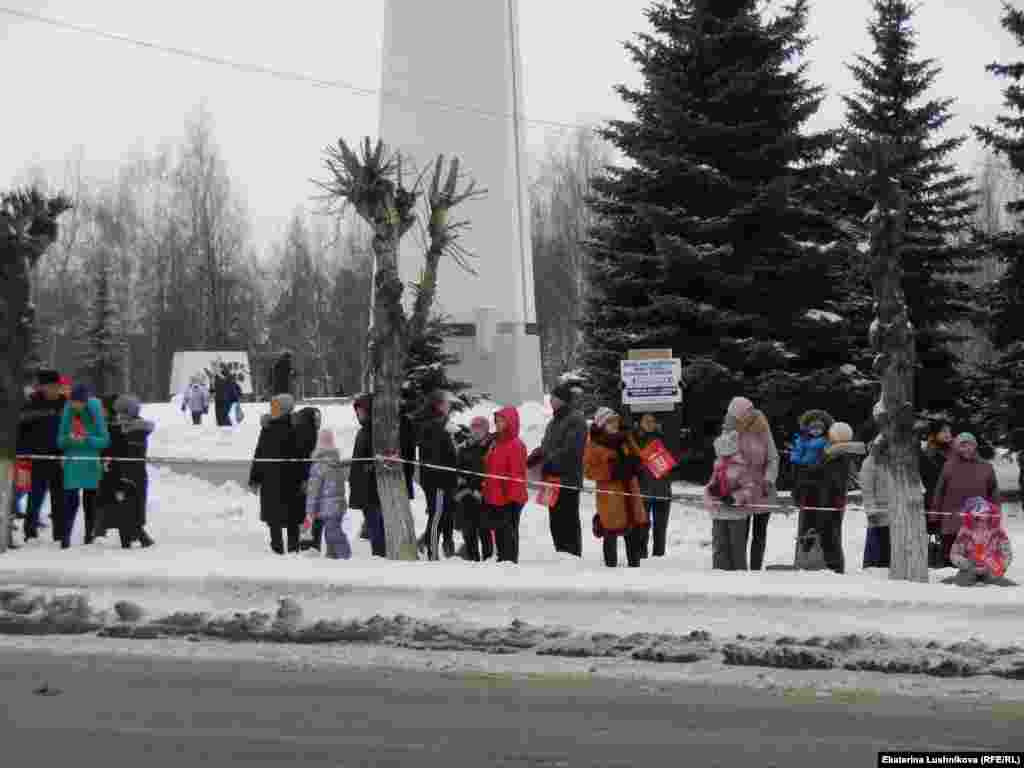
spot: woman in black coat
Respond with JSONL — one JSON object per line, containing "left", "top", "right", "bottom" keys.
{"left": 249, "top": 394, "right": 303, "bottom": 554}
{"left": 97, "top": 395, "right": 155, "bottom": 548}
{"left": 293, "top": 406, "right": 322, "bottom": 550}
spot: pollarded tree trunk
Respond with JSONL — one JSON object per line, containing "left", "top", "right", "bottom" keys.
{"left": 369, "top": 224, "right": 419, "bottom": 560}
{"left": 866, "top": 156, "right": 928, "bottom": 582}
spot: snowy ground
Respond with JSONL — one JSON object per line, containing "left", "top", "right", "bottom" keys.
{"left": 2, "top": 398, "right": 1023, "bottom": 649}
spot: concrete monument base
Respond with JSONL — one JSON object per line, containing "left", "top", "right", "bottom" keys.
{"left": 442, "top": 312, "right": 544, "bottom": 406}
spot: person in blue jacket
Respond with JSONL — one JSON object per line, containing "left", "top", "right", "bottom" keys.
{"left": 56, "top": 383, "right": 110, "bottom": 548}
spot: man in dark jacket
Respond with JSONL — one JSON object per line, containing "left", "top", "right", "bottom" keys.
{"left": 349, "top": 393, "right": 415, "bottom": 557}
{"left": 249, "top": 394, "right": 303, "bottom": 554}
{"left": 920, "top": 420, "right": 952, "bottom": 529}
{"left": 528, "top": 383, "right": 588, "bottom": 556}
{"left": 16, "top": 368, "right": 66, "bottom": 540}
{"left": 416, "top": 390, "right": 459, "bottom": 559}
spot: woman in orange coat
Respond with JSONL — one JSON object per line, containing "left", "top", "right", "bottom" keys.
{"left": 583, "top": 407, "right": 649, "bottom": 567}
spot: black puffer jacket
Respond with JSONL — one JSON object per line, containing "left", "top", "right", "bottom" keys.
{"left": 249, "top": 414, "right": 303, "bottom": 526}
{"left": 417, "top": 415, "right": 458, "bottom": 491}
{"left": 532, "top": 405, "right": 588, "bottom": 485}
{"left": 292, "top": 407, "right": 322, "bottom": 484}
{"left": 17, "top": 392, "right": 66, "bottom": 455}
{"left": 348, "top": 397, "right": 415, "bottom": 510}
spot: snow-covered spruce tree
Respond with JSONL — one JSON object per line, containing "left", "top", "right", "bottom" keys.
{"left": 78, "top": 248, "right": 126, "bottom": 396}
{"left": 1, "top": 188, "right": 71, "bottom": 554}
{"left": 972, "top": 1, "right": 1024, "bottom": 449}
{"left": 580, "top": 0, "right": 866, "bottom": 477}
{"left": 838, "top": 0, "right": 980, "bottom": 421}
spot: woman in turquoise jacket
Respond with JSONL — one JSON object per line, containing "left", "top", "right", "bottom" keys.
{"left": 57, "top": 383, "right": 110, "bottom": 548}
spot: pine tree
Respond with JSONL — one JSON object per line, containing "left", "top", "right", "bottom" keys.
{"left": 79, "top": 249, "right": 125, "bottom": 395}
{"left": 972, "top": 1, "right": 1024, "bottom": 447}
{"left": 581, "top": 0, "right": 864, "bottom": 469}
{"left": 839, "top": 0, "right": 979, "bottom": 420}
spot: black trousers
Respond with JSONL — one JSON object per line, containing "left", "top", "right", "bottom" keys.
{"left": 423, "top": 484, "right": 455, "bottom": 556}
{"left": 548, "top": 488, "right": 582, "bottom": 557}
{"left": 460, "top": 497, "right": 494, "bottom": 562}
{"left": 191, "top": 412, "right": 202, "bottom": 425}
{"left": 748, "top": 512, "right": 770, "bottom": 571}
{"left": 640, "top": 499, "right": 671, "bottom": 557}
{"left": 712, "top": 518, "right": 749, "bottom": 570}
{"left": 268, "top": 524, "right": 300, "bottom": 554}
{"left": 26, "top": 458, "right": 64, "bottom": 539}
{"left": 62, "top": 489, "right": 97, "bottom": 547}
{"left": 494, "top": 504, "right": 524, "bottom": 563}
{"left": 603, "top": 528, "right": 645, "bottom": 567}
{"left": 214, "top": 401, "right": 230, "bottom": 427}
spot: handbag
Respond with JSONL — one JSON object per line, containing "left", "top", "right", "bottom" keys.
{"left": 794, "top": 529, "right": 827, "bottom": 570}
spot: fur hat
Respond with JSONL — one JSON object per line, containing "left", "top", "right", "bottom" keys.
{"left": 470, "top": 416, "right": 490, "bottom": 432}
{"left": 714, "top": 430, "right": 739, "bottom": 457}
{"left": 550, "top": 383, "right": 575, "bottom": 405}
{"left": 727, "top": 396, "right": 754, "bottom": 418}
{"left": 828, "top": 422, "right": 853, "bottom": 444}
{"left": 593, "top": 406, "right": 619, "bottom": 430}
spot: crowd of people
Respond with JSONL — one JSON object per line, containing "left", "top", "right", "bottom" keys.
{"left": 8, "top": 365, "right": 1016, "bottom": 582}
{"left": 703, "top": 396, "right": 1014, "bottom": 584}
{"left": 11, "top": 367, "right": 155, "bottom": 550}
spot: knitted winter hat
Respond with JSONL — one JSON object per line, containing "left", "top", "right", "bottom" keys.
{"left": 316, "top": 429, "right": 336, "bottom": 452}
{"left": 114, "top": 395, "right": 141, "bottom": 418}
{"left": 828, "top": 422, "right": 853, "bottom": 444}
{"left": 70, "top": 383, "right": 92, "bottom": 402}
{"left": 727, "top": 396, "right": 754, "bottom": 418}
{"left": 593, "top": 406, "right": 619, "bottom": 430}
{"left": 550, "top": 383, "right": 575, "bottom": 405}
{"left": 956, "top": 432, "right": 977, "bottom": 446}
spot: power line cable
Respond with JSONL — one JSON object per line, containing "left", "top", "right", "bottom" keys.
{"left": 0, "top": 5, "right": 612, "bottom": 133}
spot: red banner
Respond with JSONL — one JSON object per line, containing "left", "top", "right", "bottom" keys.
{"left": 535, "top": 476, "right": 560, "bottom": 508}
{"left": 15, "top": 459, "right": 32, "bottom": 492}
{"left": 639, "top": 439, "right": 677, "bottom": 480}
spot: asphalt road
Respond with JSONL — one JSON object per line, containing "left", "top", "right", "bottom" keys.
{"left": 0, "top": 645, "right": 1018, "bottom": 767}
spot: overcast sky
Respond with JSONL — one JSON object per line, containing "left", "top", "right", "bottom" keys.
{"left": 0, "top": 0, "right": 1017, "bottom": 250}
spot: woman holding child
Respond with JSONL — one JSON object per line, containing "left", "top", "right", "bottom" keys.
{"left": 704, "top": 397, "right": 779, "bottom": 571}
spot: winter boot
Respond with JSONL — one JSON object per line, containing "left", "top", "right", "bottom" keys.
{"left": 138, "top": 529, "right": 154, "bottom": 548}
{"left": 443, "top": 538, "right": 456, "bottom": 559}
{"left": 360, "top": 520, "right": 370, "bottom": 541}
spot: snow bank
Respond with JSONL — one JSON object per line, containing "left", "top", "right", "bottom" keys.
{"left": 3, "top": 397, "right": 1023, "bottom": 645}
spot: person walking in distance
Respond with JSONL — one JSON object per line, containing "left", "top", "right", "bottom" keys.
{"left": 528, "top": 383, "right": 588, "bottom": 557}
{"left": 482, "top": 407, "right": 528, "bottom": 563}
{"left": 182, "top": 377, "right": 209, "bottom": 426}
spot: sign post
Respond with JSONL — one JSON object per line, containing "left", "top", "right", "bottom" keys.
{"left": 622, "top": 349, "right": 683, "bottom": 467}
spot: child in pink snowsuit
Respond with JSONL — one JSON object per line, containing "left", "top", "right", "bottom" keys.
{"left": 949, "top": 497, "right": 1013, "bottom": 585}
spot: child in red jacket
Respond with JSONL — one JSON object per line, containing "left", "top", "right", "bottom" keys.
{"left": 482, "top": 406, "right": 528, "bottom": 563}
{"left": 950, "top": 497, "right": 1013, "bottom": 585}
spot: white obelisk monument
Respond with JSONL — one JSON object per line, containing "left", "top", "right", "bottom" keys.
{"left": 379, "top": 0, "right": 544, "bottom": 406}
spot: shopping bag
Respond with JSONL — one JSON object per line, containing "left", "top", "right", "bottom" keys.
{"left": 794, "top": 529, "right": 827, "bottom": 571}
{"left": 638, "top": 439, "right": 677, "bottom": 480}
{"left": 535, "top": 475, "right": 560, "bottom": 507}
{"left": 14, "top": 458, "right": 32, "bottom": 492}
